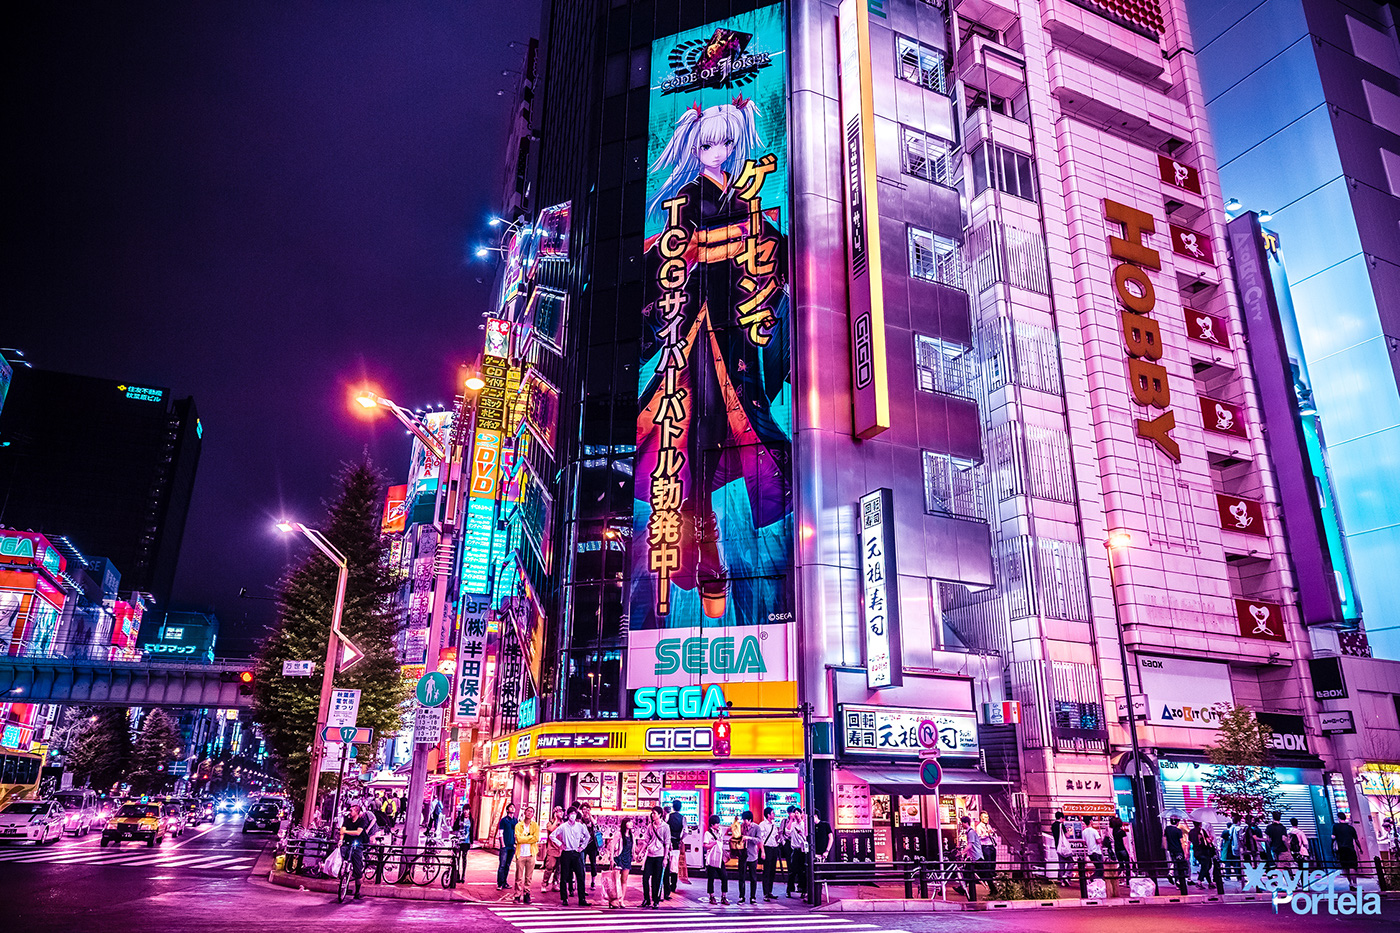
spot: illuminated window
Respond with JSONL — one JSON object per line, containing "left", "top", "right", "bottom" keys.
{"left": 900, "top": 127, "right": 953, "bottom": 186}
{"left": 895, "top": 36, "right": 947, "bottom": 95}
{"left": 908, "top": 226, "right": 962, "bottom": 288}
{"left": 922, "top": 451, "right": 986, "bottom": 520}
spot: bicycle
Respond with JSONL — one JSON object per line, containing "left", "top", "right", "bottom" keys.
{"left": 337, "top": 845, "right": 360, "bottom": 903}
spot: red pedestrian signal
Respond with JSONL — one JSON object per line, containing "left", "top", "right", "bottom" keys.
{"left": 712, "top": 720, "right": 731, "bottom": 758}
{"left": 238, "top": 671, "right": 254, "bottom": 695}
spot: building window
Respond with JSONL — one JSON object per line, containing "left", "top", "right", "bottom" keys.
{"left": 923, "top": 451, "right": 987, "bottom": 520}
{"left": 970, "top": 142, "right": 1037, "bottom": 202}
{"left": 908, "top": 226, "right": 962, "bottom": 288}
{"left": 896, "top": 36, "right": 948, "bottom": 95}
{"left": 901, "top": 126, "right": 952, "bottom": 186}
{"left": 914, "top": 335, "right": 976, "bottom": 399}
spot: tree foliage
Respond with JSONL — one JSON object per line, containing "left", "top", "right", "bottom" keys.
{"left": 65, "top": 708, "right": 133, "bottom": 792}
{"left": 252, "top": 457, "right": 406, "bottom": 814}
{"left": 1205, "top": 705, "right": 1282, "bottom": 819}
{"left": 129, "top": 709, "right": 183, "bottom": 794}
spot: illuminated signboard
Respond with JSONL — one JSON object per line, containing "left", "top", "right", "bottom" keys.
{"left": 453, "top": 595, "right": 490, "bottom": 725}
{"left": 0, "top": 531, "right": 64, "bottom": 576}
{"left": 487, "top": 716, "right": 804, "bottom": 765}
{"left": 630, "top": 2, "right": 793, "bottom": 672}
{"left": 406, "top": 411, "right": 453, "bottom": 499}
{"left": 838, "top": 705, "right": 979, "bottom": 759}
{"left": 858, "top": 489, "right": 901, "bottom": 689}
{"left": 485, "top": 318, "right": 512, "bottom": 358}
{"left": 120, "top": 384, "right": 164, "bottom": 402}
{"left": 381, "top": 484, "right": 409, "bottom": 535}
{"left": 838, "top": 0, "right": 890, "bottom": 438}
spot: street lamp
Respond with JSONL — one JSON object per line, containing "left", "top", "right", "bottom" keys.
{"left": 354, "top": 391, "right": 448, "bottom": 460}
{"left": 1104, "top": 532, "right": 1157, "bottom": 863}
{"left": 276, "top": 520, "right": 350, "bottom": 833}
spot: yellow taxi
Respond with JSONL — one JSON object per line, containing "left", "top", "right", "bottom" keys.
{"left": 101, "top": 802, "right": 168, "bottom": 847}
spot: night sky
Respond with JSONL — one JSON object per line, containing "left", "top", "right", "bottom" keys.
{"left": 8, "top": 2, "right": 539, "bottom": 655}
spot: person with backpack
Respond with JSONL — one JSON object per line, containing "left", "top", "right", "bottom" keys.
{"left": 1286, "top": 817, "right": 1309, "bottom": 870}
{"left": 1241, "top": 816, "right": 1262, "bottom": 869}
{"left": 639, "top": 806, "right": 671, "bottom": 909}
{"left": 1264, "top": 811, "right": 1287, "bottom": 870}
{"left": 702, "top": 814, "right": 731, "bottom": 905}
{"left": 1050, "top": 811, "right": 1074, "bottom": 885}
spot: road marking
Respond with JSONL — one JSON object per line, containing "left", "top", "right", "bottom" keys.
{"left": 484, "top": 905, "right": 888, "bottom": 933}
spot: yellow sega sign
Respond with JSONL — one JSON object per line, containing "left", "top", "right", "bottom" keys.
{"left": 487, "top": 717, "right": 804, "bottom": 766}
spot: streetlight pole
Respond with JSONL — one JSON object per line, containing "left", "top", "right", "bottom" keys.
{"left": 1104, "top": 532, "right": 1153, "bottom": 864}
{"left": 276, "top": 520, "right": 349, "bottom": 833}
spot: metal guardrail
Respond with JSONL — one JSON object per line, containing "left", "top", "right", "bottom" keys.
{"left": 283, "top": 837, "right": 462, "bottom": 889}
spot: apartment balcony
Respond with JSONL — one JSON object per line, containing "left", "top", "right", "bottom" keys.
{"left": 956, "top": 34, "right": 1027, "bottom": 101}
{"left": 953, "top": 0, "right": 1019, "bottom": 33}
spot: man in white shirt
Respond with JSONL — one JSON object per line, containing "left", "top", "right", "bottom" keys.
{"left": 551, "top": 807, "right": 592, "bottom": 907}
{"left": 758, "top": 807, "right": 782, "bottom": 900}
{"left": 1082, "top": 817, "right": 1104, "bottom": 880}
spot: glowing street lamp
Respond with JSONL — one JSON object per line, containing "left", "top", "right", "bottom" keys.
{"left": 275, "top": 519, "right": 352, "bottom": 832}
{"left": 354, "top": 391, "right": 448, "bottom": 460}
{"left": 1104, "top": 531, "right": 1158, "bottom": 862}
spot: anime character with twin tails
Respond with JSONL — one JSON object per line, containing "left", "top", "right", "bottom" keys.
{"left": 636, "top": 96, "right": 792, "bottom": 624}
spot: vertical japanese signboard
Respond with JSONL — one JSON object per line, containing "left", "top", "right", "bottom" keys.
{"left": 629, "top": 2, "right": 794, "bottom": 689}
{"left": 837, "top": 0, "right": 889, "bottom": 439}
{"left": 858, "top": 489, "right": 902, "bottom": 688}
{"left": 454, "top": 594, "right": 490, "bottom": 725}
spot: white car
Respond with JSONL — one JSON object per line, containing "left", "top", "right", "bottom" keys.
{"left": 0, "top": 800, "right": 65, "bottom": 845}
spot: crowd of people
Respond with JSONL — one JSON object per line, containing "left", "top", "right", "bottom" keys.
{"left": 485, "top": 798, "right": 833, "bottom": 908}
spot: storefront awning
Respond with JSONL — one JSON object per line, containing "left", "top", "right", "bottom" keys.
{"left": 843, "top": 764, "right": 1008, "bottom": 790}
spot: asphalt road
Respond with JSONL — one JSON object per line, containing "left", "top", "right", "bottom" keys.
{"left": 2, "top": 817, "right": 1394, "bottom": 932}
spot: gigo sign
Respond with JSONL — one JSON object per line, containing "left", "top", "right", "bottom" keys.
{"left": 1105, "top": 200, "right": 1180, "bottom": 462}
{"left": 632, "top": 684, "right": 727, "bottom": 719}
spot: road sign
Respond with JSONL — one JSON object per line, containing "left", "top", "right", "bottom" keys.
{"left": 413, "top": 705, "right": 444, "bottom": 745}
{"left": 321, "top": 744, "right": 359, "bottom": 771}
{"left": 327, "top": 689, "right": 361, "bottom": 729}
{"left": 416, "top": 671, "right": 451, "bottom": 708}
{"left": 282, "top": 660, "right": 315, "bottom": 676}
{"left": 337, "top": 635, "right": 366, "bottom": 673}
{"left": 917, "top": 719, "right": 940, "bottom": 750}
{"left": 321, "top": 726, "right": 374, "bottom": 744}
{"left": 919, "top": 757, "right": 943, "bottom": 790}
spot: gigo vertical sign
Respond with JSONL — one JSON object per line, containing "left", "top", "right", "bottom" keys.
{"left": 858, "top": 488, "right": 902, "bottom": 688}
{"left": 838, "top": 0, "right": 890, "bottom": 439}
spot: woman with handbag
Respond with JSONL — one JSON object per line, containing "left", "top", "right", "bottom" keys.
{"left": 703, "top": 814, "right": 731, "bottom": 905}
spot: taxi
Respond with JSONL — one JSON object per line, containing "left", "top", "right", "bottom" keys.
{"left": 101, "top": 802, "right": 168, "bottom": 847}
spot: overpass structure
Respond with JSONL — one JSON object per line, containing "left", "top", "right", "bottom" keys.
{"left": 0, "top": 656, "right": 255, "bottom": 709}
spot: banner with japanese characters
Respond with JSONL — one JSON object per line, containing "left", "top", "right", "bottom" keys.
{"left": 453, "top": 594, "right": 490, "bottom": 724}
{"left": 629, "top": 2, "right": 794, "bottom": 666}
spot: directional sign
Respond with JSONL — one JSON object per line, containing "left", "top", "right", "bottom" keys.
{"left": 416, "top": 671, "right": 451, "bottom": 708}
{"left": 282, "top": 660, "right": 315, "bottom": 676}
{"left": 337, "top": 635, "right": 366, "bottom": 673}
{"left": 321, "top": 727, "right": 374, "bottom": 744}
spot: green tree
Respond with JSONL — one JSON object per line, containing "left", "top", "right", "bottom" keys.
{"left": 252, "top": 457, "right": 406, "bottom": 816}
{"left": 129, "top": 708, "right": 183, "bottom": 794}
{"left": 1205, "top": 705, "right": 1282, "bottom": 819}
{"left": 65, "top": 708, "right": 133, "bottom": 792}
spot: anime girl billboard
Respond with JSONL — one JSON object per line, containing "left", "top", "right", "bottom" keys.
{"left": 630, "top": 3, "right": 794, "bottom": 661}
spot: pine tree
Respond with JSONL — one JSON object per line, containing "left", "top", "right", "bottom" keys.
{"left": 65, "top": 708, "right": 133, "bottom": 792}
{"left": 130, "top": 709, "right": 183, "bottom": 794}
{"left": 1204, "top": 705, "right": 1282, "bottom": 819}
{"left": 252, "top": 457, "right": 406, "bottom": 815}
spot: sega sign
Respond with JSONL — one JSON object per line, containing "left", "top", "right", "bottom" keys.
{"left": 626, "top": 624, "right": 791, "bottom": 689}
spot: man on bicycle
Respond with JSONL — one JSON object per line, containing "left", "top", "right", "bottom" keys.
{"left": 340, "top": 802, "right": 374, "bottom": 899}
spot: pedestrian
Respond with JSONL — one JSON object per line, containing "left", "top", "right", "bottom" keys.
{"left": 1286, "top": 817, "right": 1309, "bottom": 871}
{"left": 1164, "top": 816, "right": 1188, "bottom": 892}
{"left": 1263, "top": 810, "right": 1287, "bottom": 871}
{"left": 758, "top": 807, "right": 782, "bottom": 900}
{"left": 664, "top": 799, "right": 685, "bottom": 899}
{"left": 580, "top": 802, "right": 601, "bottom": 891}
{"left": 428, "top": 796, "right": 443, "bottom": 838}
{"left": 551, "top": 806, "right": 591, "bottom": 907}
{"left": 542, "top": 806, "right": 565, "bottom": 893}
{"left": 1219, "top": 815, "right": 1239, "bottom": 881}
{"left": 1190, "top": 820, "right": 1216, "bottom": 887}
{"left": 601, "top": 824, "right": 624, "bottom": 908}
{"left": 785, "top": 806, "right": 808, "bottom": 898}
{"left": 812, "top": 811, "right": 833, "bottom": 864}
{"left": 1242, "top": 816, "right": 1262, "bottom": 869}
{"left": 453, "top": 806, "right": 473, "bottom": 883}
{"left": 616, "top": 817, "right": 635, "bottom": 906}
{"left": 1109, "top": 815, "right": 1130, "bottom": 866}
{"left": 495, "top": 803, "right": 519, "bottom": 890}
{"left": 974, "top": 813, "right": 998, "bottom": 898}
{"left": 703, "top": 814, "right": 731, "bottom": 905}
{"left": 738, "top": 810, "right": 761, "bottom": 904}
{"left": 513, "top": 806, "right": 540, "bottom": 903}
{"left": 640, "top": 806, "right": 671, "bottom": 909}
{"left": 958, "top": 815, "right": 983, "bottom": 901}
{"left": 1050, "top": 811, "right": 1073, "bottom": 885}
{"left": 1332, "top": 811, "right": 1364, "bottom": 886}
{"left": 1083, "top": 816, "right": 1104, "bottom": 880}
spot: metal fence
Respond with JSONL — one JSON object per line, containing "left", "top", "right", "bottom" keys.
{"left": 283, "top": 836, "right": 463, "bottom": 889}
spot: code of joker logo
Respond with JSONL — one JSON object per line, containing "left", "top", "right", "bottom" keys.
{"left": 1245, "top": 867, "right": 1382, "bottom": 916}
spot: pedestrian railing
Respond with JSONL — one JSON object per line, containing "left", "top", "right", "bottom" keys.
{"left": 283, "top": 837, "right": 462, "bottom": 888}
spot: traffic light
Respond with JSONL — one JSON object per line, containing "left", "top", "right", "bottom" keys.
{"left": 711, "top": 719, "right": 731, "bottom": 758}
{"left": 238, "top": 670, "right": 254, "bottom": 695}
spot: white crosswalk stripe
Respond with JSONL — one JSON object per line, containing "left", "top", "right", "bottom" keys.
{"left": 485, "top": 904, "right": 896, "bottom": 933}
{"left": 0, "top": 844, "right": 256, "bottom": 871}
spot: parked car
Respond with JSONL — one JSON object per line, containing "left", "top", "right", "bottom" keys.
{"left": 52, "top": 789, "right": 101, "bottom": 835}
{"left": 101, "top": 802, "right": 167, "bottom": 847}
{"left": 0, "top": 800, "right": 65, "bottom": 845}
{"left": 242, "top": 801, "right": 283, "bottom": 834}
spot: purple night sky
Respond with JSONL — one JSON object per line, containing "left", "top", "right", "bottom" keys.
{"left": 9, "top": 2, "right": 539, "bottom": 654}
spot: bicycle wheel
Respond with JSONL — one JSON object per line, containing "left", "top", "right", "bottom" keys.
{"left": 338, "top": 862, "right": 351, "bottom": 903}
{"left": 410, "top": 849, "right": 439, "bottom": 886}
{"left": 381, "top": 851, "right": 406, "bottom": 885}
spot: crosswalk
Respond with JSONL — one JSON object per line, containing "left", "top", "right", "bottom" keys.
{"left": 485, "top": 904, "right": 910, "bottom": 933}
{"left": 0, "top": 842, "right": 257, "bottom": 872}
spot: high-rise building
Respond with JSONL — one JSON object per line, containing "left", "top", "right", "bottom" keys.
{"left": 469, "top": 0, "right": 1351, "bottom": 861}
{"left": 1187, "top": 0, "right": 1400, "bottom": 662}
{"left": 0, "top": 366, "right": 202, "bottom": 609}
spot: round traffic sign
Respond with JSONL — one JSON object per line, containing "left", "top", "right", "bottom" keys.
{"left": 917, "top": 719, "right": 940, "bottom": 750}
{"left": 919, "top": 757, "right": 943, "bottom": 790}
{"left": 416, "top": 671, "right": 451, "bottom": 708}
